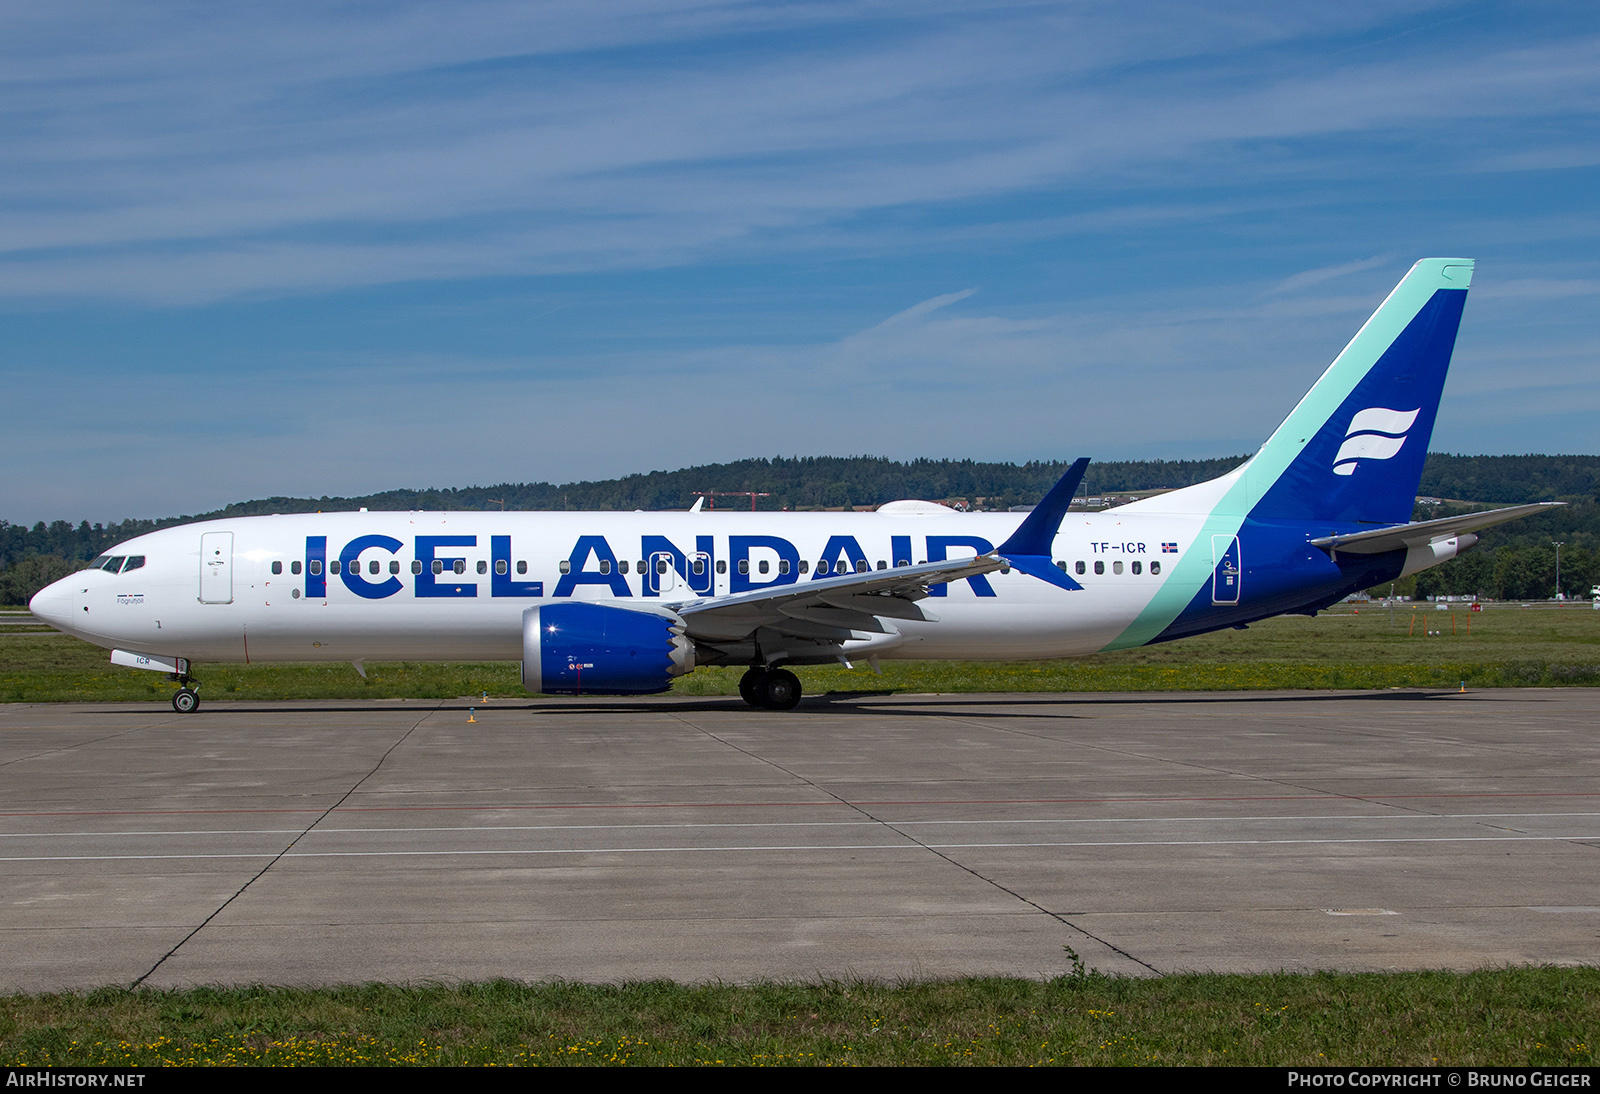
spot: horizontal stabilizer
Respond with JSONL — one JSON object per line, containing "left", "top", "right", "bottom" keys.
{"left": 1309, "top": 502, "right": 1564, "bottom": 555}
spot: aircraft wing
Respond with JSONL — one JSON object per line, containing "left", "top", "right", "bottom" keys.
{"left": 669, "top": 554, "right": 1006, "bottom": 644}
{"left": 669, "top": 457, "right": 1090, "bottom": 656}
{"left": 1308, "top": 502, "right": 1563, "bottom": 555}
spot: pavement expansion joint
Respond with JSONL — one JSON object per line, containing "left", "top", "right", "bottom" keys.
{"left": 667, "top": 709, "right": 1164, "bottom": 975}
{"left": 127, "top": 706, "right": 439, "bottom": 987}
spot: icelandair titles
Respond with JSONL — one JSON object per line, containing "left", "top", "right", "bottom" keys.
{"left": 290, "top": 532, "right": 1163, "bottom": 601}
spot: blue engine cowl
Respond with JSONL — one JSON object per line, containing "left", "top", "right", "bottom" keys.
{"left": 521, "top": 603, "right": 695, "bottom": 695}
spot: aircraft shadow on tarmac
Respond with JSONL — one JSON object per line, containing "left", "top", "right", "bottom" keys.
{"left": 79, "top": 686, "right": 1521, "bottom": 720}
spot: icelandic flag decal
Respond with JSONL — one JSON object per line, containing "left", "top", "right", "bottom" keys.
{"left": 1161, "top": 542, "right": 1178, "bottom": 554}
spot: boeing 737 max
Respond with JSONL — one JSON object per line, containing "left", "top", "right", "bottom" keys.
{"left": 30, "top": 259, "right": 1557, "bottom": 712}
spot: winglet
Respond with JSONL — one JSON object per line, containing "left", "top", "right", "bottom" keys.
{"left": 997, "top": 457, "right": 1090, "bottom": 592}
{"left": 998, "top": 458, "right": 1090, "bottom": 556}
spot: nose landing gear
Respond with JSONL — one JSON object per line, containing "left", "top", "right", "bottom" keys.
{"left": 169, "top": 668, "right": 200, "bottom": 714}
{"left": 737, "top": 667, "right": 802, "bottom": 711}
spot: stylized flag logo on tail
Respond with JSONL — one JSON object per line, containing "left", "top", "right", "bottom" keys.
{"left": 1332, "top": 407, "right": 1420, "bottom": 476}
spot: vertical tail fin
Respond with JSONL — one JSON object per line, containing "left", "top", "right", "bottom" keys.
{"left": 1245, "top": 258, "right": 1473, "bottom": 525}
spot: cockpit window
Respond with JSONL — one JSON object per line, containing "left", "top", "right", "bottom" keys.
{"left": 103, "top": 556, "right": 126, "bottom": 572}
{"left": 121, "top": 556, "right": 145, "bottom": 573}
{"left": 88, "top": 555, "right": 111, "bottom": 570}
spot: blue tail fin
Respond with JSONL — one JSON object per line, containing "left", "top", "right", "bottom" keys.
{"left": 1245, "top": 258, "right": 1472, "bottom": 525}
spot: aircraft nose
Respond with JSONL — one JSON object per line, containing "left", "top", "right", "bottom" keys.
{"left": 28, "top": 577, "right": 75, "bottom": 630}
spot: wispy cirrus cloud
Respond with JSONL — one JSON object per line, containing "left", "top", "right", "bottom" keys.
{"left": 1, "top": 2, "right": 1594, "bottom": 303}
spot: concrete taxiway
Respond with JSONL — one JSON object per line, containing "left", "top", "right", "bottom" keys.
{"left": 0, "top": 689, "right": 1596, "bottom": 991}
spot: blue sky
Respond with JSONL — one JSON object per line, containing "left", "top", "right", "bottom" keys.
{"left": 3, "top": 1, "right": 1597, "bottom": 523}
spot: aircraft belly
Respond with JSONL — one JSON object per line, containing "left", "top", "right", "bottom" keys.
{"left": 239, "top": 600, "right": 523, "bottom": 662}
{"left": 894, "top": 589, "right": 1154, "bottom": 660}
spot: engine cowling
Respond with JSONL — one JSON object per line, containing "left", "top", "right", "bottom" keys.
{"left": 521, "top": 603, "right": 695, "bottom": 695}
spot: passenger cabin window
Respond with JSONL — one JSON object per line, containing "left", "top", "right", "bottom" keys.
{"left": 1075, "top": 561, "right": 1086, "bottom": 575}
{"left": 1093, "top": 561, "right": 1104, "bottom": 575}
{"left": 716, "top": 560, "right": 727, "bottom": 575}
{"left": 496, "top": 560, "right": 508, "bottom": 575}
{"left": 758, "top": 560, "right": 769, "bottom": 574}
{"left": 453, "top": 560, "right": 466, "bottom": 575}
{"left": 559, "top": 561, "right": 571, "bottom": 575}
{"left": 857, "top": 560, "right": 870, "bottom": 573}
{"left": 877, "top": 560, "right": 886, "bottom": 570}
{"left": 618, "top": 561, "right": 629, "bottom": 574}
{"left": 412, "top": 561, "right": 423, "bottom": 575}
{"left": 330, "top": 560, "right": 341, "bottom": 575}
{"left": 370, "top": 560, "right": 381, "bottom": 575}
{"left": 797, "top": 560, "right": 808, "bottom": 573}
{"left": 516, "top": 561, "right": 527, "bottom": 574}
{"left": 1112, "top": 561, "right": 1123, "bottom": 574}
{"left": 1132, "top": 561, "right": 1142, "bottom": 575}
{"left": 310, "top": 560, "right": 323, "bottom": 576}
{"left": 778, "top": 559, "right": 790, "bottom": 575}
{"left": 738, "top": 560, "right": 749, "bottom": 575}
{"left": 476, "top": 560, "right": 487, "bottom": 574}
{"left": 1150, "top": 561, "right": 1161, "bottom": 575}
{"left": 434, "top": 560, "right": 446, "bottom": 574}
{"left": 389, "top": 561, "right": 400, "bottom": 574}
{"left": 598, "top": 560, "right": 611, "bottom": 575}
{"left": 693, "top": 559, "right": 706, "bottom": 575}
{"left": 292, "top": 561, "right": 302, "bottom": 575}
{"left": 271, "top": 561, "right": 283, "bottom": 575}
{"left": 817, "top": 560, "right": 830, "bottom": 575}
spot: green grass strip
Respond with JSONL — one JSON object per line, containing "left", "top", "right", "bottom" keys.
{"left": 2, "top": 969, "right": 1595, "bottom": 1067}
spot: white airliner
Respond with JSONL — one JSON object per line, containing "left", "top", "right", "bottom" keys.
{"left": 31, "top": 259, "right": 1555, "bottom": 712}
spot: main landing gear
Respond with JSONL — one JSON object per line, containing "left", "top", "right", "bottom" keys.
{"left": 738, "top": 667, "right": 802, "bottom": 711}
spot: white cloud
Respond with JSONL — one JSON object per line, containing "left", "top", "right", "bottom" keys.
{"left": 1269, "top": 255, "right": 1396, "bottom": 294}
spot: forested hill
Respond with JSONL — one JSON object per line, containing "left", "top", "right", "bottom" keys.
{"left": 3, "top": 454, "right": 1598, "bottom": 605}
{"left": 127, "top": 454, "right": 1256, "bottom": 520}
{"left": 1415, "top": 455, "right": 1600, "bottom": 506}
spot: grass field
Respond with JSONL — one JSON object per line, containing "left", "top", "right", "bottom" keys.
{"left": 2, "top": 603, "right": 1597, "bottom": 703}
{"left": 1, "top": 969, "right": 1594, "bottom": 1067}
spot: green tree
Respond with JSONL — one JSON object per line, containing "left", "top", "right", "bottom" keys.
{"left": 0, "top": 554, "right": 83, "bottom": 607}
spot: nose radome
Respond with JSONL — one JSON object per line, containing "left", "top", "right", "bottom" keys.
{"left": 28, "top": 577, "right": 74, "bottom": 629}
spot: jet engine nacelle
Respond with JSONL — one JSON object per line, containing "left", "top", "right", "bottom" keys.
{"left": 521, "top": 602, "right": 695, "bottom": 695}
